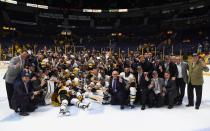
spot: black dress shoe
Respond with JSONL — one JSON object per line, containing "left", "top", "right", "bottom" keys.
{"left": 19, "top": 112, "right": 29, "bottom": 116}
{"left": 120, "top": 106, "right": 124, "bottom": 110}
{"left": 130, "top": 105, "right": 135, "bottom": 109}
{"left": 141, "top": 106, "right": 145, "bottom": 110}
{"left": 195, "top": 106, "right": 199, "bottom": 110}
{"left": 148, "top": 105, "right": 153, "bottom": 108}
{"left": 168, "top": 105, "right": 173, "bottom": 109}
{"left": 186, "top": 104, "right": 194, "bottom": 107}
{"left": 14, "top": 108, "right": 20, "bottom": 113}
{"left": 27, "top": 107, "right": 36, "bottom": 112}
{"left": 176, "top": 102, "right": 182, "bottom": 105}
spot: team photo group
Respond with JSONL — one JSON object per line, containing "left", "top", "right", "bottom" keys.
{"left": 4, "top": 48, "right": 209, "bottom": 116}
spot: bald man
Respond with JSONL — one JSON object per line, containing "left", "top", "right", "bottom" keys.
{"left": 108, "top": 70, "right": 126, "bottom": 109}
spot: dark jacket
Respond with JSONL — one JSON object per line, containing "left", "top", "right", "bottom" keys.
{"left": 133, "top": 72, "right": 150, "bottom": 90}
{"left": 153, "top": 62, "right": 165, "bottom": 78}
{"left": 108, "top": 77, "right": 126, "bottom": 94}
{"left": 164, "top": 79, "right": 178, "bottom": 95}
{"left": 11, "top": 80, "right": 34, "bottom": 110}
{"left": 163, "top": 62, "right": 178, "bottom": 78}
{"left": 140, "top": 60, "right": 154, "bottom": 78}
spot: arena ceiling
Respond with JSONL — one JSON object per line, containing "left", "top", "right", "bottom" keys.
{"left": 0, "top": 0, "right": 209, "bottom": 38}
{"left": 14, "top": 0, "right": 192, "bottom": 9}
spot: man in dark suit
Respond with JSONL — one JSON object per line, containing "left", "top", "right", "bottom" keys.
{"left": 164, "top": 71, "right": 178, "bottom": 109}
{"left": 108, "top": 70, "right": 126, "bottom": 109}
{"left": 163, "top": 55, "right": 178, "bottom": 79}
{"left": 32, "top": 53, "right": 44, "bottom": 71}
{"left": 11, "top": 71, "right": 40, "bottom": 116}
{"left": 139, "top": 55, "right": 154, "bottom": 78}
{"left": 134, "top": 66, "right": 150, "bottom": 110}
{"left": 176, "top": 56, "right": 188, "bottom": 105}
{"left": 153, "top": 59, "right": 164, "bottom": 78}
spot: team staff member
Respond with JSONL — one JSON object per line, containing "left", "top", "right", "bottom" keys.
{"left": 187, "top": 53, "right": 209, "bottom": 110}
{"left": 4, "top": 51, "right": 28, "bottom": 109}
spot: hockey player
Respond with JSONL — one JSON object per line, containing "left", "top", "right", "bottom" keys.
{"left": 54, "top": 78, "right": 90, "bottom": 116}
{"left": 120, "top": 67, "right": 137, "bottom": 108}
{"left": 129, "top": 78, "right": 137, "bottom": 108}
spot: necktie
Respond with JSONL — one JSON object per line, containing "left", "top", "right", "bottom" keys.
{"left": 138, "top": 73, "right": 141, "bottom": 84}
{"left": 155, "top": 79, "right": 158, "bottom": 88}
{"left": 24, "top": 83, "right": 28, "bottom": 93}
{"left": 19, "top": 56, "right": 23, "bottom": 69}
{"left": 165, "top": 63, "right": 169, "bottom": 71}
{"left": 165, "top": 80, "right": 168, "bottom": 86}
{"left": 113, "top": 79, "right": 117, "bottom": 92}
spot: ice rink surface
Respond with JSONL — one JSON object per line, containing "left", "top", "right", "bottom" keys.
{"left": 0, "top": 68, "right": 210, "bottom": 131}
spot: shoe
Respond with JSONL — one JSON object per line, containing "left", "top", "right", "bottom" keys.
{"left": 186, "top": 104, "right": 194, "bottom": 107}
{"left": 155, "top": 105, "right": 161, "bottom": 108}
{"left": 120, "top": 106, "right": 124, "bottom": 110}
{"left": 81, "top": 103, "right": 90, "bottom": 110}
{"left": 141, "top": 106, "right": 145, "bottom": 110}
{"left": 168, "top": 105, "right": 173, "bottom": 109}
{"left": 195, "top": 106, "right": 199, "bottom": 110}
{"left": 102, "top": 101, "right": 110, "bottom": 105}
{"left": 59, "top": 110, "right": 70, "bottom": 116}
{"left": 14, "top": 108, "right": 20, "bottom": 113}
{"left": 176, "top": 102, "right": 182, "bottom": 105}
{"left": 81, "top": 105, "right": 87, "bottom": 110}
{"left": 27, "top": 107, "right": 36, "bottom": 112}
{"left": 148, "top": 105, "right": 153, "bottom": 108}
{"left": 19, "top": 112, "right": 29, "bottom": 116}
{"left": 130, "top": 105, "right": 135, "bottom": 109}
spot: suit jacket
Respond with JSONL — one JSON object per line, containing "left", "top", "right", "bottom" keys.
{"left": 11, "top": 81, "right": 34, "bottom": 110}
{"left": 140, "top": 60, "right": 154, "bottom": 78}
{"left": 164, "top": 79, "right": 177, "bottom": 95}
{"left": 108, "top": 77, "right": 126, "bottom": 94}
{"left": 153, "top": 62, "right": 165, "bottom": 78}
{"left": 33, "top": 57, "right": 42, "bottom": 71}
{"left": 163, "top": 62, "right": 178, "bottom": 78}
{"left": 169, "top": 62, "right": 178, "bottom": 78}
{"left": 4, "top": 56, "right": 25, "bottom": 84}
{"left": 150, "top": 78, "right": 165, "bottom": 94}
{"left": 188, "top": 61, "right": 209, "bottom": 85}
{"left": 133, "top": 72, "right": 150, "bottom": 89}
